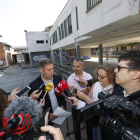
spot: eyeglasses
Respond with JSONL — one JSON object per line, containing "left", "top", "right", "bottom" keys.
{"left": 96, "top": 74, "right": 107, "bottom": 79}
{"left": 117, "top": 65, "right": 136, "bottom": 72}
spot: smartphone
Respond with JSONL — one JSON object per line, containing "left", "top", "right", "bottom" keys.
{"left": 15, "top": 86, "right": 31, "bottom": 98}
{"left": 74, "top": 79, "right": 85, "bottom": 84}
{"left": 36, "top": 83, "right": 45, "bottom": 94}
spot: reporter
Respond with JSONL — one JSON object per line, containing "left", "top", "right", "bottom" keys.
{"left": 38, "top": 126, "right": 64, "bottom": 140}
{"left": 77, "top": 64, "right": 116, "bottom": 104}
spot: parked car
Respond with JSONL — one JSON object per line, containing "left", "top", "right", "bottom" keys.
{"left": 0, "top": 60, "right": 3, "bottom": 66}
{"left": 116, "top": 50, "right": 129, "bottom": 55}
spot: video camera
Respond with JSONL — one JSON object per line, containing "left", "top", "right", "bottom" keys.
{"left": 78, "top": 91, "right": 140, "bottom": 140}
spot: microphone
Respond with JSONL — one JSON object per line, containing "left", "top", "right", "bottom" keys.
{"left": 58, "top": 80, "right": 71, "bottom": 97}
{"left": 2, "top": 97, "right": 42, "bottom": 136}
{"left": 54, "top": 86, "right": 73, "bottom": 103}
{"left": 58, "top": 80, "right": 68, "bottom": 90}
{"left": 42, "top": 83, "right": 53, "bottom": 99}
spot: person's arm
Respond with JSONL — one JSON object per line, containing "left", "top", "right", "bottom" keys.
{"left": 86, "top": 84, "right": 95, "bottom": 104}
{"left": 66, "top": 96, "right": 86, "bottom": 109}
{"left": 80, "top": 86, "right": 91, "bottom": 95}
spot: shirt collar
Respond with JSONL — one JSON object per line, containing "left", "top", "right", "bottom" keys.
{"left": 41, "top": 74, "right": 53, "bottom": 84}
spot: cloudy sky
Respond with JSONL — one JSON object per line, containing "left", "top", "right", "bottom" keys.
{"left": 0, "top": 0, "right": 68, "bottom": 47}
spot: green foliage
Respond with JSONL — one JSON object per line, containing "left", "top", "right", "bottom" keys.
{"left": 115, "top": 42, "right": 138, "bottom": 47}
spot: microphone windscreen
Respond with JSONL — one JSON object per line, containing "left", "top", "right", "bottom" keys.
{"left": 58, "top": 80, "right": 68, "bottom": 91}
{"left": 45, "top": 83, "right": 53, "bottom": 92}
{"left": 54, "top": 86, "right": 63, "bottom": 96}
{"left": 4, "top": 97, "right": 42, "bottom": 127}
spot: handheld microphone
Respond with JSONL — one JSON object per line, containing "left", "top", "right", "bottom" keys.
{"left": 42, "top": 83, "right": 53, "bottom": 99}
{"left": 54, "top": 86, "right": 73, "bottom": 103}
{"left": 58, "top": 80, "right": 71, "bottom": 97}
{"left": 2, "top": 97, "right": 42, "bottom": 136}
{"left": 58, "top": 80, "right": 68, "bottom": 90}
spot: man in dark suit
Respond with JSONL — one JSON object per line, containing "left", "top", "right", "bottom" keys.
{"left": 28, "top": 58, "right": 66, "bottom": 138}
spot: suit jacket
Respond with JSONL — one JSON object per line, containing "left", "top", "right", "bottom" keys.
{"left": 28, "top": 75, "right": 66, "bottom": 112}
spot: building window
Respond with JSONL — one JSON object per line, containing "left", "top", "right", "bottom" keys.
{"left": 46, "top": 40, "right": 48, "bottom": 43}
{"left": 61, "top": 23, "right": 64, "bottom": 39}
{"left": 87, "top": 0, "right": 102, "bottom": 11}
{"left": 76, "top": 7, "right": 79, "bottom": 30}
{"left": 67, "top": 14, "right": 72, "bottom": 34}
{"left": 59, "top": 26, "right": 62, "bottom": 40}
{"left": 36, "top": 40, "right": 44, "bottom": 43}
{"left": 52, "top": 30, "right": 58, "bottom": 45}
{"left": 64, "top": 19, "right": 68, "bottom": 37}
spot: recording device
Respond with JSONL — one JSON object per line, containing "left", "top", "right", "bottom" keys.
{"left": 74, "top": 79, "right": 85, "bottom": 84}
{"left": 15, "top": 86, "right": 31, "bottom": 98}
{"left": 42, "top": 83, "right": 53, "bottom": 99}
{"left": 78, "top": 91, "right": 140, "bottom": 140}
{"left": 1, "top": 97, "right": 52, "bottom": 140}
{"left": 36, "top": 83, "right": 45, "bottom": 94}
{"left": 58, "top": 80, "right": 71, "bottom": 97}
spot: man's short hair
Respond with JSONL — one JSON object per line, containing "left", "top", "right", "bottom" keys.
{"left": 39, "top": 58, "right": 53, "bottom": 68}
{"left": 73, "top": 58, "right": 84, "bottom": 65}
{"left": 119, "top": 50, "right": 140, "bottom": 70}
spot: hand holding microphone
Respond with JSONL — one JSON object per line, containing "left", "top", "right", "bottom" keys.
{"left": 42, "top": 83, "right": 53, "bottom": 100}
{"left": 54, "top": 86, "right": 73, "bottom": 104}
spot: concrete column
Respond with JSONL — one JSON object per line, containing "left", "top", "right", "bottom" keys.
{"left": 98, "top": 44, "right": 103, "bottom": 65}
{"left": 106, "top": 47, "right": 109, "bottom": 60}
{"left": 3, "top": 46, "right": 9, "bottom": 66}
{"left": 51, "top": 50, "right": 54, "bottom": 63}
{"left": 28, "top": 52, "right": 32, "bottom": 65}
{"left": 75, "top": 40, "right": 80, "bottom": 58}
{"left": 59, "top": 48, "right": 63, "bottom": 66}
{"left": 135, "top": 43, "right": 140, "bottom": 50}
{"left": 20, "top": 52, "right": 23, "bottom": 67}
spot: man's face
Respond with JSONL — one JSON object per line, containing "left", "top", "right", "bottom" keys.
{"left": 39, "top": 64, "right": 54, "bottom": 81}
{"left": 73, "top": 61, "right": 84, "bottom": 75}
{"left": 114, "top": 60, "right": 134, "bottom": 87}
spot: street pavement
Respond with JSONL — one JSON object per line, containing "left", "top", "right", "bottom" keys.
{"left": 0, "top": 64, "right": 40, "bottom": 93}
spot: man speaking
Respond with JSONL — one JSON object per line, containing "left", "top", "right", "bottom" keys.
{"left": 28, "top": 58, "right": 66, "bottom": 138}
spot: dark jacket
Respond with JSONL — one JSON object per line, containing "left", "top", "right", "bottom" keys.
{"left": 28, "top": 75, "right": 66, "bottom": 112}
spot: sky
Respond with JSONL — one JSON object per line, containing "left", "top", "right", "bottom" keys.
{"left": 0, "top": 0, "right": 68, "bottom": 47}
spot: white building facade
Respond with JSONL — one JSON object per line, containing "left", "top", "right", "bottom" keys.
{"left": 25, "top": 31, "right": 51, "bottom": 64}
{"left": 49, "top": 0, "right": 140, "bottom": 64}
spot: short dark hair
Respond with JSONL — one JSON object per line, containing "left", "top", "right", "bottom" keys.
{"left": 39, "top": 58, "right": 53, "bottom": 68}
{"left": 73, "top": 58, "right": 84, "bottom": 65}
{"left": 119, "top": 50, "right": 140, "bottom": 70}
